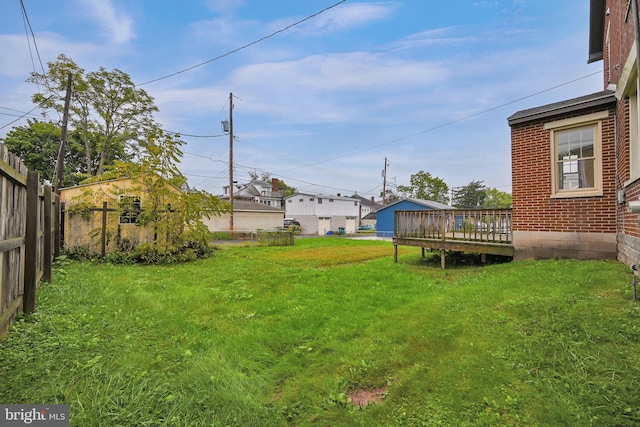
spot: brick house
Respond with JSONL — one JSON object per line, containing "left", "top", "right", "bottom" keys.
{"left": 507, "top": 0, "right": 640, "bottom": 265}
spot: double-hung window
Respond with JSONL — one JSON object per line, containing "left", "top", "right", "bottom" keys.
{"left": 545, "top": 111, "right": 606, "bottom": 198}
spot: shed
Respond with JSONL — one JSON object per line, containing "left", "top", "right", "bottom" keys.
{"left": 60, "top": 176, "right": 182, "bottom": 254}
{"left": 376, "top": 198, "right": 451, "bottom": 238}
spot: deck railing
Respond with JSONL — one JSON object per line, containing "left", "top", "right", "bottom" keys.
{"left": 393, "top": 209, "right": 513, "bottom": 268}
{"left": 394, "top": 208, "right": 512, "bottom": 243}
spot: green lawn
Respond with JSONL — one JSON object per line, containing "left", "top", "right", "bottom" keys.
{"left": 1, "top": 238, "right": 639, "bottom": 426}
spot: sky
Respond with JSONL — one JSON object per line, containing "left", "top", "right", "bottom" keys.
{"left": 0, "top": 0, "right": 604, "bottom": 199}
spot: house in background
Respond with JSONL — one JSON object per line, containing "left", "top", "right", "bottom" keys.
{"left": 284, "top": 192, "right": 360, "bottom": 235}
{"left": 222, "top": 177, "right": 284, "bottom": 208}
{"left": 507, "top": 0, "right": 640, "bottom": 266}
{"left": 203, "top": 200, "right": 285, "bottom": 233}
{"left": 376, "top": 198, "right": 451, "bottom": 238}
{"left": 352, "top": 194, "right": 383, "bottom": 226}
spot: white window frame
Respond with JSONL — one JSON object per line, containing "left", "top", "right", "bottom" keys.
{"left": 629, "top": 92, "right": 640, "bottom": 182}
{"left": 544, "top": 111, "right": 606, "bottom": 198}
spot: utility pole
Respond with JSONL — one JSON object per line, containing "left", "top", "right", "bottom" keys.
{"left": 54, "top": 72, "right": 72, "bottom": 194}
{"left": 382, "top": 157, "right": 389, "bottom": 205}
{"left": 228, "top": 92, "right": 234, "bottom": 233}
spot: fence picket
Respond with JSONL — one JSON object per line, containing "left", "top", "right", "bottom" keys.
{"left": 0, "top": 143, "right": 59, "bottom": 337}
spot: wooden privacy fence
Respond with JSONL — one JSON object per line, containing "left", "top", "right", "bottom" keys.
{"left": 0, "top": 143, "right": 60, "bottom": 337}
{"left": 393, "top": 208, "right": 514, "bottom": 268}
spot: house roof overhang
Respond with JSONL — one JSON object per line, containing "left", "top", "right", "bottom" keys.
{"left": 507, "top": 90, "right": 616, "bottom": 127}
{"left": 588, "top": 0, "right": 606, "bottom": 63}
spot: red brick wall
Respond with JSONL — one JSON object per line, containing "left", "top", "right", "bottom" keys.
{"left": 604, "top": 0, "right": 636, "bottom": 87}
{"left": 511, "top": 106, "right": 617, "bottom": 233}
{"left": 617, "top": 97, "right": 640, "bottom": 238}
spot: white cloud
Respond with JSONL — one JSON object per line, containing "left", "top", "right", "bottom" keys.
{"left": 76, "top": 0, "right": 134, "bottom": 44}
{"left": 280, "top": 2, "right": 398, "bottom": 36}
{"left": 233, "top": 52, "right": 447, "bottom": 92}
{"left": 387, "top": 27, "right": 478, "bottom": 51}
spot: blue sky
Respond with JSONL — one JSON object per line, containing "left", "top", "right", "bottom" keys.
{"left": 0, "top": 0, "right": 603, "bottom": 198}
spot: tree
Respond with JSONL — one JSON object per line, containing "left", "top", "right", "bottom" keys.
{"left": 452, "top": 180, "right": 486, "bottom": 208}
{"left": 1, "top": 119, "right": 86, "bottom": 186}
{"left": 483, "top": 187, "right": 512, "bottom": 208}
{"left": 397, "top": 171, "right": 449, "bottom": 204}
{"left": 27, "top": 54, "right": 159, "bottom": 176}
{"left": 276, "top": 179, "right": 297, "bottom": 198}
{"left": 380, "top": 187, "right": 402, "bottom": 205}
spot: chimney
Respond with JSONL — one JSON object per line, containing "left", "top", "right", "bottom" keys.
{"left": 272, "top": 178, "right": 279, "bottom": 193}
{"left": 371, "top": 196, "right": 375, "bottom": 205}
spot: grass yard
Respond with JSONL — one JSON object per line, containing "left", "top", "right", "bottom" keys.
{"left": 1, "top": 237, "right": 639, "bottom": 426}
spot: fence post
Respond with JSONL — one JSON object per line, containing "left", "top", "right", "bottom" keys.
{"left": 43, "top": 185, "right": 52, "bottom": 282}
{"left": 101, "top": 201, "right": 108, "bottom": 257}
{"left": 59, "top": 202, "right": 65, "bottom": 253}
{"left": 53, "top": 194, "right": 61, "bottom": 258}
{"left": 23, "top": 171, "right": 39, "bottom": 315}
{"left": 440, "top": 211, "right": 447, "bottom": 269}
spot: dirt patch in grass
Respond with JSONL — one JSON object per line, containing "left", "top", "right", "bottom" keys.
{"left": 349, "top": 387, "right": 387, "bottom": 408}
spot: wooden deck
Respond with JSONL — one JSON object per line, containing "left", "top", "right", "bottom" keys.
{"left": 393, "top": 209, "right": 514, "bottom": 268}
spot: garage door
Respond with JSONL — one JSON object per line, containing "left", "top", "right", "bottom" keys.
{"left": 345, "top": 217, "right": 357, "bottom": 234}
{"left": 318, "top": 217, "right": 331, "bottom": 235}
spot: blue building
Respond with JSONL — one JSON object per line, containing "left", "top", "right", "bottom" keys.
{"left": 376, "top": 198, "right": 451, "bottom": 238}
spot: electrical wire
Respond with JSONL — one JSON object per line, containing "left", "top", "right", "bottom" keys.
{"left": 19, "top": 0, "right": 46, "bottom": 79}
{"left": 137, "top": 0, "right": 347, "bottom": 86}
{"left": 0, "top": 95, "right": 54, "bottom": 130}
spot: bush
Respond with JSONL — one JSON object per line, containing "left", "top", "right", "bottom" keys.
{"left": 62, "top": 240, "right": 214, "bottom": 265}
{"left": 131, "top": 241, "right": 212, "bottom": 265}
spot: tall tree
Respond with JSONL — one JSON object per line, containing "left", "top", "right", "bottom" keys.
{"left": 483, "top": 187, "right": 512, "bottom": 208}
{"left": 398, "top": 171, "right": 449, "bottom": 204}
{"left": 27, "top": 54, "right": 159, "bottom": 176}
{"left": 452, "top": 180, "right": 486, "bottom": 208}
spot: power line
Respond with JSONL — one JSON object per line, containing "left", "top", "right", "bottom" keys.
{"left": 137, "top": 0, "right": 347, "bottom": 86}
{"left": 19, "top": 0, "right": 46, "bottom": 77}
{"left": 0, "top": 95, "right": 54, "bottom": 130}
{"left": 164, "top": 130, "right": 226, "bottom": 138}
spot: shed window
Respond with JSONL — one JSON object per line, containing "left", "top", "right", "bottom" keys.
{"left": 119, "top": 195, "right": 141, "bottom": 224}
